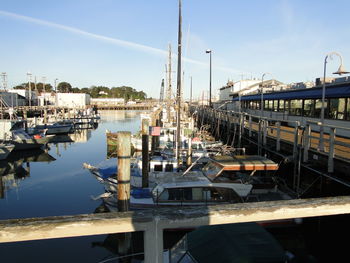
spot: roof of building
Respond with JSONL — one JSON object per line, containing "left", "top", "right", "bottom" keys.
{"left": 233, "top": 83, "right": 350, "bottom": 101}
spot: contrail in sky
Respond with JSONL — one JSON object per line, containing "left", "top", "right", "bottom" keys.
{"left": 0, "top": 10, "right": 241, "bottom": 74}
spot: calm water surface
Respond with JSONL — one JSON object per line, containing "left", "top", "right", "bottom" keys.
{"left": 0, "top": 110, "right": 144, "bottom": 262}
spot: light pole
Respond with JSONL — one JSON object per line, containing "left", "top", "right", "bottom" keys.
{"left": 260, "top": 72, "right": 274, "bottom": 118}
{"left": 27, "top": 72, "right": 32, "bottom": 107}
{"left": 318, "top": 52, "right": 349, "bottom": 151}
{"left": 54, "top": 78, "right": 58, "bottom": 107}
{"left": 206, "top": 49, "right": 212, "bottom": 107}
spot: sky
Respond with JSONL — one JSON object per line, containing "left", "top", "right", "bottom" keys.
{"left": 0, "top": 0, "right": 350, "bottom": 99}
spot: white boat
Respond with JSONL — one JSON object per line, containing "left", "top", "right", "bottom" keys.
{"left": 34, "top": 122, "right": 73, "bottom": 135}
{"left": 9, "top": 130, "right": 53, "bottom": 151}
{"left": 0, "top": 143, "right": 15, "bottom": 160}
{"left": 102, "top": 172, "right": 252, "bottom": 210}
{"left": 83, "top": 162, "right": 143, "bottom": 192}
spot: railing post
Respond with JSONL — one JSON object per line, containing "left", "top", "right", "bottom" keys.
{"left": 276, "top": 121, "right": 281, "bottom": 152}
{"left": 248, "top": 115, "right": 252, "bottom": 137}
{"left": 263, "top": 120, "right": 267, "bottom": 146}
{"left": 293, "top": 123, "right": 299, "bottom": 161}
{"left": 303, "top": 124, "right": 311, "bottom": 162}
{"left": 144, "top": 222, "right": 163, "bottom": 263}
{"left": 328, "top": 127, "right": 336, "bottom": 173}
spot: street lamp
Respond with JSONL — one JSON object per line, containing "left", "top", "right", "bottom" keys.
{"left": 205, "top": 49, "right": 212, "bottom": 107}
{"left": 260, "top": 72, "right": 274, "bottom": 118}
{"left": 54, "top": 78, "right": 58, "bottom": 107}
{"left": 318, "top": 52, "right": 349, "bottom": 151}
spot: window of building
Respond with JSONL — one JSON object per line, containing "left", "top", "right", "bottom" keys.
{"left": 273, "top": 100, "right": 278, "bottom": 111}
{"left": 329, "top": 98, "right": 346, "bottom": 120}
{"left": 289, "top": 99, "right": 303, "bottom": 116}
{"left": 268, "top": 100, "right": 273, "bottom": 111}
{"left": 304, "top": 99, "right": 315, "bottom": 117}
{"left": 314, "top": 99, "right": 328, "bottom": 118}
{"left": 278, "top": 100, "right": 285, "bottom": 112}
{"left": 346, "top": 98, "right": 350, "bottom": 120}
{"left": 264, "top": 100, "right": 269, "bottom": 110}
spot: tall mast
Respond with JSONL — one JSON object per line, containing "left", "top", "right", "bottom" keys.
{"left": 176, "top": 0, "right": 182, "bottom": 163}
{"left": 166, "top": 43, "right": 172, "bottom": 122}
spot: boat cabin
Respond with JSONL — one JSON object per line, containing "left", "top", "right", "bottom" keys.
{"left": 202, "top": 155, "right": 279, "bottom": 186}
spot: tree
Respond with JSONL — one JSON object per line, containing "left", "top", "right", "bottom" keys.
{"left": 57, "top": 82, "right": 72, "bottom": 93}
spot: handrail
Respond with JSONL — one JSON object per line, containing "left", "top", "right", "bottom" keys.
{"left": 1, "top": 196, "right": 350, "bottom": 263}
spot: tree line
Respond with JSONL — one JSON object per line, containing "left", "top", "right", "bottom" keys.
{"left": 13, "top": 82, "right": 147, "bottom": 100}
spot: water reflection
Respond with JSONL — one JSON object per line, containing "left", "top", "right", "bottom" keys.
{"left": 0, "top": 149, "right": 55, "bottom": 199}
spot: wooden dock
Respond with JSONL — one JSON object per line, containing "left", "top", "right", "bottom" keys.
{"left": 195, "top": 106, "right": 350, "bottom": 192}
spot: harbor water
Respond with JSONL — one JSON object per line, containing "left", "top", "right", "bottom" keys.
{"left": 0, "top": 110, "right": 146, "bottom": 262}
{"left": 0, "top": 110, "right": 348, "bottom": 262}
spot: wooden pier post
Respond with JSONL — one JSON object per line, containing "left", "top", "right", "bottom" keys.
{"left": 303, "top": 124, "right": 311, "bottom": 162}
{"left": 43, "top": 108, "right": 47, "bottom": 124}
{"left": 142, "top": 119, "right": 149, "bottom": 188}
{"left": 117, "top": 131, "right": 131, "bottom": 212}
{"left": 328, "top": 127, "right": 336, "bottom": 173}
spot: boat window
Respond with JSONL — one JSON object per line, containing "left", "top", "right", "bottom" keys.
{"left": 154, "top": 164, "right": 163, "bottom": 172}
{"left": 202, "top": 162, "right": 223, "bottom": 179}
{"left": 165, "top": 164, "right": 173, "bottom": 172}
{"left": 158, "top": 189, "right": 169, "bottom": 201}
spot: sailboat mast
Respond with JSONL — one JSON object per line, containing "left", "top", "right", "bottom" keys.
{"left": 176, "top": 0, "right": 182, "bottom": 163}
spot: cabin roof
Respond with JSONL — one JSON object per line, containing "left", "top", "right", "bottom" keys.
{"left": 211, "top": 155, "right": 279, "bottom": 171}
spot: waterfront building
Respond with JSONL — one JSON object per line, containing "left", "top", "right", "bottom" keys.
{"left": 8, "top": 89, "right": 37, "bottom": 106}
{"left": 38, "top": 92, "right": 90, "bottom": 108}
{"left": 90, "top": 98, "right": 125, "bottom": 106}
{"left": 0, "top": 91, "right": 26, "bottom": 107}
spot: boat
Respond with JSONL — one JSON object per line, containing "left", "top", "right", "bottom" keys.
{"left": 102, "top": 173, "right": 252, "bottom": 211}
{"left": 83, "top": 161, "right": 142, "bottom": 192}
{"left": 9, "top": 130, "right": 53, "bottom": 151}
{"left": 33, "top": 121, "right": 73, "bottom": 135}
{"left": 0, "top": 143, "right": 15, "bottom": 160}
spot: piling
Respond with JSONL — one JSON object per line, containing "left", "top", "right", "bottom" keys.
{"left": 141, "top": 119, "right": 149, "bottom": 188}
{"left": 117, "top": 131, "right": 131, "bottom": 212}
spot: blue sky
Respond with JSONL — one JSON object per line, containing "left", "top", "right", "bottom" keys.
{"left": 0, "top": 0, "right": 350, "bottom": 99}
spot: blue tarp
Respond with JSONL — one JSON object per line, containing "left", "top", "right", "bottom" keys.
{"left": 233, "top": 85, "right": 350, "bottom": 101}
{"left": 98, "top": 166, "right": 117, "bottom": 179}
{"left": 131, "top": 188, "right": 152, "bottom": 199}
{"left": 98, "top": 165, "right": 142, "bottom": 179}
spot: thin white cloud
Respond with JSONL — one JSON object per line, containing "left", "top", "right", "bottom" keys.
{"left": 0, "top": 10, "right": 242, "bottom": 75}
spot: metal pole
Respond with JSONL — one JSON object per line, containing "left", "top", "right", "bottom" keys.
{"left": 190, "top": 76, "right": 192, "bottom": 106}
{"left": 175, "top": 0, "right": 182, "bottom": 165}
{"left": 319, "top": 56, "right": 327, "bottom": 151}
{"left": 209, "top": 51, "right": 212, "bottom": 107}
{"left": 142, "top": 119, "right": 149, "bottom": 188}
{"left": 117, "top": 131, "right": 131, "bottom": 212}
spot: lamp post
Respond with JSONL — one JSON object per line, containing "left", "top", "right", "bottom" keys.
{"left": 54, "top": 78, "right": 58, "bottom": 107}
{"left": 260, "top": 72, "right": 273, "bottom": 118}
{"left": 318, "top": 52, "right": 349, "bottom": 151}
{"left": 27, "top": 72, "right": 32, "bottom": 107}
{"left": 206, "top": 49, "right": 212, "bottom": 107}
{"left": 258, "top": 72, "right": 273, "bottom": 155}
